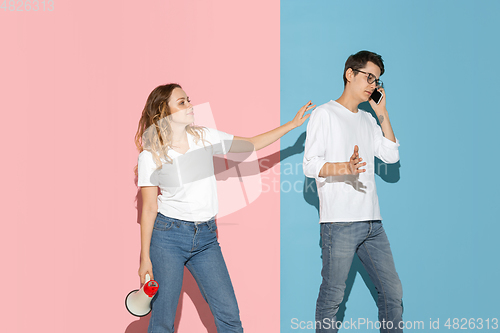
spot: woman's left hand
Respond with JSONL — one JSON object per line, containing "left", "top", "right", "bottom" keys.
{"left": 290, "top": 101, "right": 316, "bottom": 128}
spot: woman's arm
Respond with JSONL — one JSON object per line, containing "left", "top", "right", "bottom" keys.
{"left": 229, "top": 101, "right": 315, "bottom": 153}
{"left": 138, "top": 186, "right": 158, "bottom": 284}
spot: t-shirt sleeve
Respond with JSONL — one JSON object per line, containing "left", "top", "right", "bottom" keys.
{"left": 204, "top": 127, "right": 234, "bottom": 155}
{"left": 137, "top": 150, "right": 160, "bottom": 187}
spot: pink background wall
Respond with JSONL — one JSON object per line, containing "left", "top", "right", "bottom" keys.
{"left": 0, "top": 1, "right": 280, "bottom": 332}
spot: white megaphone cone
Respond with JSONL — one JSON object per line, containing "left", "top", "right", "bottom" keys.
{"left": 125, "top": 274, "right": 159, "bottom": 317}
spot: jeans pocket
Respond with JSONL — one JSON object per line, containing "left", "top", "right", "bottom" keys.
{"left": 208, "top": 220, "right": 217, "bottom": 233}
{"left": 153, "top": 217, "right": 174, "bottom": 231}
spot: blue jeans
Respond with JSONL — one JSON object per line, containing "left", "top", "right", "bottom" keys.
{"left": 148, "top": 213, "right": 243, "bottom": 333}
{"left": 316, "top": 221, "right": 403, "bottom": 333}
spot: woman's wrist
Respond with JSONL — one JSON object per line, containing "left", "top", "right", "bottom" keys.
{"left": 284, "top": 120, "right": 296, "bottom": 131}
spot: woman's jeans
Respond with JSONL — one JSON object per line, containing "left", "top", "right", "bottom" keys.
{"left": 148, "top": 213, "right": 243, "bottom": 333}
{"left": 316, "top": 221, "right": 403, "bottom": 333}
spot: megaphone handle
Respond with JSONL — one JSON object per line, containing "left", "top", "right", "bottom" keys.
{"left": 145, "top": 273, "right": 151, "bottom": 283}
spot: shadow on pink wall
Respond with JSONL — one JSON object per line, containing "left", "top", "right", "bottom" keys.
{"left": 126, "top": 133, "right": 306, "bottom": 332}
{"left": 124, "top": 267, "right": 217, "bottom": 333}
{"left": 125, "top": 181, "right": 217, "bottom": 333}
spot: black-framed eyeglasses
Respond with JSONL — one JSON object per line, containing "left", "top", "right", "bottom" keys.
{"left": 352, "top": 69, "right": 383, "bottom": 87}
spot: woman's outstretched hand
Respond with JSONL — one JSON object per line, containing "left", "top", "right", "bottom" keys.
{"left": 290, "top": 101, "right": 316, "bottom": 128}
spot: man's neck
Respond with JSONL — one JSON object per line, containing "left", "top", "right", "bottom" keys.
{"left": 335, "top": 90, "right": 362, "bottom": 113}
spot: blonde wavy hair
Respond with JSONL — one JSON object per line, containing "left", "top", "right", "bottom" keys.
{"left": 134, "top": 83, "right": 206, "bottom": 175}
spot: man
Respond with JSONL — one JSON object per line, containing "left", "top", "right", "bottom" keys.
{"left": 303, "top": 50, "right": 403, "bottom": 333}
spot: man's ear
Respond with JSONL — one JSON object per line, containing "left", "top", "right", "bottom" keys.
{"left": 345, "top": 68, "right": 354, "bottom": 84}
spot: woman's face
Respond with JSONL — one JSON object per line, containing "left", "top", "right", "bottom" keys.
{"left": 167, "top": 87, "right": 194, "bottom": 126}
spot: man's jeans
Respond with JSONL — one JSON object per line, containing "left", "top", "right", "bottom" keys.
{"left": 316, "top": 221, "right": 403, "bottom": 333}
{"left": 148, "top": 213, "right": 243, "bottom": 333}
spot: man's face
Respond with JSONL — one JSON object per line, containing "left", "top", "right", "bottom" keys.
{"left": 348, "top": 61, "right": 382, "bottom": 102}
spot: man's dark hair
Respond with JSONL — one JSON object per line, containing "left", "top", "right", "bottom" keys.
{"left": 343, "top": 50, "right": 384, "bottom": 86}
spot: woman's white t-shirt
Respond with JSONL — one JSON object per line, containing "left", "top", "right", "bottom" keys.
{"left": 137, "top": 127, "right": 234, "bottom": 222}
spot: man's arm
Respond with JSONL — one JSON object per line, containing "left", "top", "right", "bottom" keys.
{"left": 369, "top": 87, "right": 396, "bottom": 143}
{"left": 319, "top": 145, "right": 366, "bottom": 177}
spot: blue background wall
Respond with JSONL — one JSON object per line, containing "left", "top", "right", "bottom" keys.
{"left": 281, "top": 0, "right": 500, "bottom": 331}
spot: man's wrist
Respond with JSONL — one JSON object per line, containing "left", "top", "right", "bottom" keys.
{"left": 335, "top": 162, "right": 350, "bottom": 176}
{"left": 342, "top": 162, "right": 352, "bottom": 175}
{"left": 376, "top": 107, "right": 388, "bottom": 116}
{"left": 376, "top": 108, "right": 389, "bottom": 124}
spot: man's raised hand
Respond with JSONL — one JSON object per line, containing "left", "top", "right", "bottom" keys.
{"left": 348, "top": 145, "right": 366, "bottom": 174}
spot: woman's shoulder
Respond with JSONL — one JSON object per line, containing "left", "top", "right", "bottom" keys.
{"left": 195, "top": 126, "right": 220, "bottom": 140}
{"left": 138, "top": 149, "right": 152, "bottom": 158}
{"left": 198, "top": 126, "right": 215, "bottom": 134}
{"left": 138, "top": 150, "right": 156, "bottom": 166}
{"left": 138, "top": 149, "right": 167, "bottom": 164}
{"left": 138, "top": 149, "right": 155, "bottom": 159}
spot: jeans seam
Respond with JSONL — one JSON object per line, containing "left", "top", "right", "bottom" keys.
{"left": 191, "top": 226, "right": 198, "bottom": 252}
{"left": 361, "top": 241, "right": 389, "bottom": 323}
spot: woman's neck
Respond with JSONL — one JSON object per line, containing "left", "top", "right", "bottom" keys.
{"left": 170, "top": 124, "right": 188, "bottom": 144}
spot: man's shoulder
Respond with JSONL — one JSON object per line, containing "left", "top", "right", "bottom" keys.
{"left": 317, "top": 100, "right": 338, "bottom": 110}
{"left": 312, "top": 100, "right": 340, "bottom": 117}
{"left": 357, "top": 108, "right": 379, "bottom": 124}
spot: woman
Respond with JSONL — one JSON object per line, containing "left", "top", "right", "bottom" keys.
{"left": 134, "top": 83, "right": 314, "bottom": 333}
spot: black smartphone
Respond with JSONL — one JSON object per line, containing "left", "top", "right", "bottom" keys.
{"left": 370, "top": 89, "right": 383, "bottom": 104}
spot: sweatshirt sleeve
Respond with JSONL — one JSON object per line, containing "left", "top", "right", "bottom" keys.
{"left": 370, "top": 114, "right": 400, "bottom": 164}
{"left": 303, "top": 108, "right": 328, "bottom": 183}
